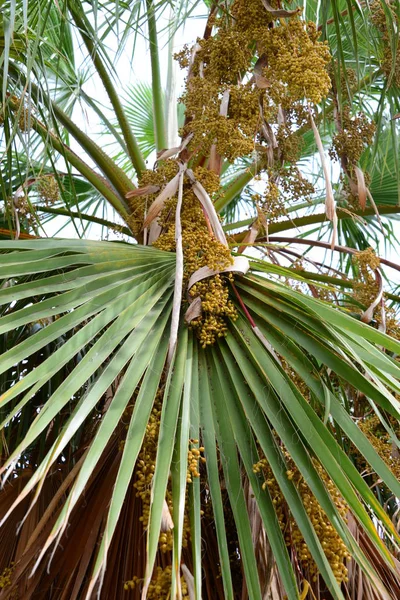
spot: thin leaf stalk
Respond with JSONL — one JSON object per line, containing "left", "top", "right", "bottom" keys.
{"left": 146, "top": 0, "right": 167, "bottom": 151}
{"left": 229, "top": 205, "right": 400, "bottom": 240}
{"left": 165, "top": 7, "right": 179, "bottom": 148}
{"left": 167, "top": 171, "right": 184, "bottom": 366}
{"left": 263, "top": 236, "right": 400, "bottom": 274}
{"left": 68, "top": 2, "right": 146, "bottom": 177}
{"left": 7, "top": 64, "right": 134, "bottom": 207}
{"left": 231, "top": 281, "right": 281, "bottom": 360}
{"left": 230, "top": 281, "right": 256, "bottom": 327}
{"left": 35, "top": 205, "right": 132, "bottom": 235}
{"left": 215, "top": 162, "right": 258, "bottom": 213}
{"left": 27, "top": 115, "right": 129, "bottom": 219}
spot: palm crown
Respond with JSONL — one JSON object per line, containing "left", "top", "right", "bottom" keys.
{"left": 1, "top": 1, "right": 400, "bottom": 599}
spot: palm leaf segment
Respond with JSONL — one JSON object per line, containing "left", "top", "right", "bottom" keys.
{"left": 1, "top": 238, "right": 400, "bottom": 599}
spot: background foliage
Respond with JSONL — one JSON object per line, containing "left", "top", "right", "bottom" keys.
{"left": 1, "top": 1, "right": 400, "bottom": 599}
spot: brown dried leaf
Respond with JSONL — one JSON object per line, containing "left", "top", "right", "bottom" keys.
{"left": 238, "top": 222, "right": 259, "bottom": 253}
{"left": 354, "top": 165, "right": 367, "bottom": 210}
{"left": 378, "top": 298, "right": 386, "bottom": 335}
{"left": 330, "top": 208, "right": 338, "bottom": 250}
{"left": 308, "top": 107, "right": 337, "bottom": 248}
{"left": 186, "top": 169, "right": 228, "bottom": 246}
{"left": 277, "top": 105, "right": 285, "bottom": 126}
{"left": 219, "top": 89, "right": 230, "bottom": 117}
{"left": 181, "top": 564, "right": 195, "bottom": 600}
{"left": 156, "top": 133, "right": 194, "bottom": 162}
{"left": 189, "top": 42, "right": 202, "bottom": 70}
{"left": 254, "top": 53, "right": 268, "bottom": 75}
{"left": 147, "top": 221, "right": 162, "bottom": 245}
{"left": 254, "top": 73, "right": 271, "bottom": 89}
{"left": 157, "top": 147, "right": 181, "bottom": 161}
{"left": 252, "top": 54, "right": 270, "bottom": 88}
{"left": 361, "top": 269, "right": 383, "bottom": 323}
{"left": 143, "top": 171, "right": 181, "bottom": 228}
{"left": 160, "top": 499, "right": 174, "bottom": 532}
{"left": 259, "top": 98, "right": 278, "bottom": 149}
{"left": 188, "top": 256, "right": 250, "bottom": 290}
{"left": 260, "top": 0, "right": 300, "bottom": 17}
{"left": 208, "top": 144, "right": 223, "bottom": 175}
{"left": 125, "top": 185, "right": 160, "bottom": 199}
{"left": 184, "top": 296, "right": 202, "bottom": 323}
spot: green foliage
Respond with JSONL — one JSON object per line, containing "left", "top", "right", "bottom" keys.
{"left": 1, "top": 1, "right": 400, "bottom": 599}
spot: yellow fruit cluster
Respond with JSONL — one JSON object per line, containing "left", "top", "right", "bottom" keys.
{"left": 330, "top": 107, "right": 376, "bottom": 164}
{"left": 7, "top": 97, "right": 33, "bottom": 132}
{"left": 187, "top": 439, "right": 206, "bottom": 483}
{"left": 0, "top": 98, "right": 32, "bottom": 131}
{"left": 133, "top": 387, "right": 175, "bottom": 551}
{"left": 124, "top": 567, "right": 190, "bottom": 598}
{"left": 351, "top": 248, "right": 400, "bottom": 337}
{"left": 353, "top": 247, "right": 380, "bottom": 271}
{"left": 355, "top": 416, "right": 400, "bottom": 481}
{"left": 136, "top": 164, "right": 238, "bottom": 347}
{"left": 127, "top": 162, "right": 237, "bottom": 349}
{"left": 275, "top": 125, "right": 303, "bottom": 164}
{"left": 328, "top": 64, "right": 358, "bottom": 99}
{"left": 124, "top": 576, "right": 140, "bottom": 591}
{"left": 253, "top": 167, "right": 315, "bottom": 227}
{"left": 133, "top": 386, "right": 193, "bottom": 557}
{"left": 371, "top": 1, "right": 400, "bottom": 87}
{"left": 231, "top": 0, "right": 276, "bottom": 38}
{"left": 382, "top": 307, "right": 400, "bottom": 341}
{"left": 280, "top": 166, "right": 315, "bottom": 203}
{"left": 259, "top": 177, "right": 287, "bottom": 223}
{"left": 180, "top": 78, "right": 258, "bottom": 162}
{"left": 253, "top": 455, "right": 350, "bottom": 584}
{"left": 127, "top": 390, "right": 198, "bottom": 593}
{"left": 126, "top": 1, "right": 335, "bottom": 344}
{"left": 260, "top": 20, "right": 331, "bottom": 106}
{"left": 17, "top": 107, "right": 32, "bottom": 132}
{"left": 352, "top": 248, "right": 380, "bottom": 315}
{"left": 198, "top": 26, "right": 253, "bottom": 86}
{"left": 12, "top": 193, "right": 37, "bottom": 229}
{"left": 0, "top": 564, "right": 14, "bottom": 589}
{"left": 177, "top": 2, "right": 331, "bottom": 162}
{"left": 126, "top": 159, "right": 180, "bottom": 240}
{"left": 189, "top": 274, "right": 238, "bottom": 347}
{"left": 37, "top": 176, "right": 60, "bottom": 206}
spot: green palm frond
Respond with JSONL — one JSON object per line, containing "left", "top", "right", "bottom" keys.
{"left": 1, "top": 239, "right": 400, "bottom": 598}
{"left": 123, "top": 83, "right": 158, "bottom": 160}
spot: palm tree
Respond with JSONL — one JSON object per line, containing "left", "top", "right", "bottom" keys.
{"left": 1, "top": 0, "right": 400, "bottom": 598}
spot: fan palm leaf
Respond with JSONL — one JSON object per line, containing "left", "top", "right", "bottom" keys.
{"left": 0, "top": 237, "right": 400, "bottom": 598}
